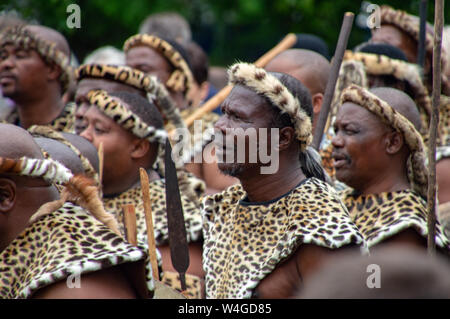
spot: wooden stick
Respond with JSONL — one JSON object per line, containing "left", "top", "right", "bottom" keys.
{"left": 123, "top": 204, "right": 137, "bottom": 246}
{"left": 140, "top": 167, "right": 160, "bottom": 281}
{"left": 312, "top": 12, "right": 354, "bottom": 150}
{"left": 98, "top": 142, "right": 104, "bottom": 188}
{"left": 427, "top": 0, "right": 444, "bottom": 255}
{"left": 181, "top": 33, "right": 298, "bottom": 129}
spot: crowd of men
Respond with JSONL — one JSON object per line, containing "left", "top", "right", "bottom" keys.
{"left": 0, "top": 5, "right": 449, "bottom": 299}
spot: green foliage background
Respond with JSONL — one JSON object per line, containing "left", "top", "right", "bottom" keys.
{"left": 1, "top": 0, "right": 448, "bottom": 66}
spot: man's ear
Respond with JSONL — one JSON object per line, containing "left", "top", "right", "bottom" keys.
{"left": 312, "top": 93, "right": 323, "bottom": 115}
{"left": 0, "top": 178, "right": 16, "bottom": 213}
{"left": 278, "top": 126, "right": 296, "bottom": 151}
{"left": 45, "top": 62, "right": 62, "bottom": 82}
{"left": 130, "top": 138, "right": 150, "bottom": 160}
{"left": 385, "top": 131, "right": 404, "bottom": 155}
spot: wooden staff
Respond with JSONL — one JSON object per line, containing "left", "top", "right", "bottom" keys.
{"left": 181, "top": 33, "right": 298, "bottom": 129}
{"left": 427, "top": 0, "right": 444, "bottom": 255}
{"left": 312, "top": 12, "right": 354, "bottom": 150}
{"left": 140, "top": 167, "right": 159, "bottom": 280}
{"left": 98, "top": 142, "right": 104, "bottom": 187}
{"left": 123, "top": 204, "right": 137, "bottom": 246}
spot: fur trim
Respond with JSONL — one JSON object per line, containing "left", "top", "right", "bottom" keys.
{"left": 376, "top": 5, "right": 449, "bottom": 94}
{"left": 344, "top": 50, "right": 432, "bottom": 135}
{"left": 123, "top": 34, "right": 194, "bottom": 96}
{"left": 75, "top": 63, "right": 186, "bottom": 131}
{"left": 228, "top": 62, "right": 312, "bottom": 151}
{"left": 87, "top": 89, "right": 167, "bottom": 144}
{"left": 28, "top": 125, "right": 99, "bottom": 183}
{"left": 341, "top": 84, "right": 428, "bottom": 198}
{"left": 0, "top": 26, "right": 73, "bottom": 92}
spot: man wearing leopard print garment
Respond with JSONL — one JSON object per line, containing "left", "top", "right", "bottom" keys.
{"left": 78, "top": 90, "right": 205, "bottom": 298}
{"left": 332, "top": 85, "right": 449, "bottom": 254}
{"left": 0, "top": 123, "right": 153, "bottom": 298}
{"left": 202, "top": 63, "right": 367, "bottom": 299}
{"left": 124, "top": 34, "right": 238, "bottom": 194}
{"left": 0, "top": 24, "right": 75, "bottom": 132}
{"left": 369, "top": 6, "right": 450, "bottom": 218}
{"left": 75, "top": 63, "right": 205, "bottom": 204}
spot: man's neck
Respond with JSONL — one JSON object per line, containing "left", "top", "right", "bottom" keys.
{"left": 358, "top": 167, "right": 411, "bottom": 196}
{"left": 239, "top": 161, "right": 306, "bottom": 203}
{"left": 15, "top": 89, "right": 64, "bottom": 129}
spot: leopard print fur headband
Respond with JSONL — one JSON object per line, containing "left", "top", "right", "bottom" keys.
{"left": 123, "top": 34, "right": 194, "bottom": 96}
{"left": 0, "top": 26, "right": 72, "bottom": 92}
{"left": 75, "top": 63, "right": 186, "bottom": 131}
{"left": 343, "top": 50, "right": 432, "bottom": 135}
{"left": 341, "top": 84, "right": 428, "bottom": 198}
{"left": 28, "top": 125, "right": 99, "bottom": 183}
{"left": 228, "top": 62, "right": 312, "bottom": 151}
{"left": 87, "top": 89, "right": 167, "bottom": 144}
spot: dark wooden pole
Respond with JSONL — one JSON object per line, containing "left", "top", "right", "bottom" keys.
{"left": 427, "top": 0, "right": 444, "bottom": 255}
{"left": 312, "top": 12, "right": 354, "bottom": 150}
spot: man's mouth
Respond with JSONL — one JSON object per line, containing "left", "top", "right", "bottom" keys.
{"left": 331, "top": 152, "right": 350, "bottom": 169}
{"left": 0, "top": 73, "right": 16, "bottom": 86}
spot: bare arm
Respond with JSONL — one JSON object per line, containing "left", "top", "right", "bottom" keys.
{"left": 32, "top": 265, "right": 139, "bottom": 299}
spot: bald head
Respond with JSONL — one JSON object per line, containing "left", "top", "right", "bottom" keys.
{"left": 265, "top": 49, "right": 330, "bottom": 95}
{"left": 61, "top": 132, "right": 100, "bottom": 174}
{"left": 25, "top": 25, "right": 71, "bottom": 59}
{"left": 34, "top": 137, "right": 84, "bottom": 175}
{"left": 0, "top": 124, "right": 43, "bottom": 159}
{"left": 369, "top": 87, "right": 422, "bottom": 131}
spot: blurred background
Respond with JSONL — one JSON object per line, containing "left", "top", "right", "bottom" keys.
{"left": 0, "top": 0, "right": 448, "bottom": 67}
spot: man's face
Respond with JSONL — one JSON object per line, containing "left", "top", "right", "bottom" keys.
{"left": 371, "top": 24, "right": 418, "bottom": 63}
{"left": 0, "top": 44, "right": 48, "bottom": 99}
{"left": 331, "top": 102, "right": 390, "bottom": 190}
{"left": 214, "top": 85, "right": 274, "bottom": 177}
{"left": 74, "top": 78, "right": 144, "bottom": 134}
{"left": 78, "top": 105, "right": 137, "bottom": 193}
{"left": 126, "top": 46, "right": 171, "bottom": 86}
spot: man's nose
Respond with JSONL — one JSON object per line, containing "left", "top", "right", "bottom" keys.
{"left": 79, "top": 125, "right": 93, "bottom": 143}
{"left": 0, "top": 54, "right": 15, "bottom": 72}
{"left": 331, "top": 132, "right": 344, "bottom": 148}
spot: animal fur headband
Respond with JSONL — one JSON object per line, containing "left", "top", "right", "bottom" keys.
{"left": 341, "top": 84, "right": 428, "bottom": 198}
{"left": 123, "top": 34, "right": 194, "bottom": 96}
{"left": 75, "top": 63, "right": 186, "bottom": 130}
{"left": 0, "top": 26, "right": 72, "bottom": 92}
{"left": 376, "top": 5, "right": 450, "bottom": 94}
{"left": 343, "top": 50, "right": 432, "bottom": 135}
{"left": 0, "top": 155, "right": 119, "bottom": 234}
{"left": 87, "top": 89, "right": 167, "bottom": 144}
{"left": 228, "top": 62, "right": 312, "bottom": 151}
{"left": 28, "top": 125, "right": 99, "bottom": 183}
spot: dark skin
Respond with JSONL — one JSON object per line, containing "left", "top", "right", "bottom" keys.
{"left": 0, "top": 26, "right": 69, "bottom": 129}
{"left": 78, "top": 103, "right": 205, "bottom": 288}
{"left": 265, "top": 49, "right": 330, "bottom": 133}
{"left": 0, "top": 124, "right": 138, "bottom": 298}
{"left": 437, "top": 158, "right": 450, "bottom": 204}
{"left": 332, "top": 88, "right": 429, "bottom": 249}
{"left": 125, "top": 46, "right": 238, "bottom": 194}
{"left": 371, "top": 24, "right": 431, "bottom": 74}
{"left": 74, "top": 78, "right": 145, "bottom": 134}
{"left": 214, "top": 85, "right": 354, "bottom": 298}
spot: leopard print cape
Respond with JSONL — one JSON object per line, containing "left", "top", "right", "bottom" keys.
{"left": 102, "top": 178, "right": 203, "bottom": 298}
{"left": 0, "top": 202, "right": 153, "bottom": 298}
{"left": 340, "top": 188, "right": 450, "bottom": 250}
{"left": 202, "top": 177, "right": 367, "bottom": 299}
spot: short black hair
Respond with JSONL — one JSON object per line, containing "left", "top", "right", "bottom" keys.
{"left": 109, "top": 91, "right": 164, "bottom": 130}
{"left": 184, "top": 40, "right": 209, "bottom": 85}
{"left": 293, "top": 33, "right": 330, "bottom": 61}
{"left": 356, "top": 43, "right": 408, "bottom": 61}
